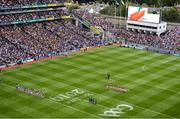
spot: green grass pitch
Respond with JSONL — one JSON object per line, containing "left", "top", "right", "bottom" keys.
{"left": 0, "top": 46, "right": 180, "bottom": 118}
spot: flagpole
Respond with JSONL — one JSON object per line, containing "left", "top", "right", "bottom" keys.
{"left": 120, "top": 5, "right": 121, "bottom": 29}
{"left": 119, "top": 0, "right": 125, "bottom": 29}
{"left": 115, "top": 3, "right": 117, "bottom": 29}
{"left": 125, "top": 0, "right": 128, "bottom": 21}
{"left": 119, "top": 0, "right": 123, "bottom": 29}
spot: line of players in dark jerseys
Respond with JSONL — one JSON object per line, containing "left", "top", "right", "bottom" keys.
{"left": 0, "top": 69, "right": 110, "bottom": 105}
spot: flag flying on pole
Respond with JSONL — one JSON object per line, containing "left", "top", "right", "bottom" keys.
{"left": 115, "top": 0, "right": 125, "bottom": 5}
{"left": 115, "top": 0, "right": 120, "bottom": 5}
{"left": 120, "top": 0, "right": 125, "bottom": 5}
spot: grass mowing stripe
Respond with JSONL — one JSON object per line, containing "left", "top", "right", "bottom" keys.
{"left": 149, "top": 93, "right": 180, "bottom": 117}
{"left": 48, "top": 69, "right": 170, "bottom": 117}
{"left": 0, "top": 46, "right": 179, "bottom": 118}
{"left": 47, "top": 98, "right": 99, "bottom": 118}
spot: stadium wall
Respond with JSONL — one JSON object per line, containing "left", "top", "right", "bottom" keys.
{"left": 121, "top": 41, "right": 179, "bottom": 55}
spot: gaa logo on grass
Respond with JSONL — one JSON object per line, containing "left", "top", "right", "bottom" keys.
{"left": 49, "top": 89, "right": 84, "bottom": 102}
{"left": 49, "top": 88, "right": 94, "bottom": 104}
{"left": 99, "top": 104, "right": 134, "bottom": 117}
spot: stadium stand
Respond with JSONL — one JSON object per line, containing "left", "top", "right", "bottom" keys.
{"left": 0, "top": 5, "right": 108, "bottom": 67}
{"left": 111, "top": 27, "right": 180, "bottom": 54}
{"left": 0, "top": 1, "right": 179, "bottom": 68}
{"left": 75, "top": 10, "right": 179, "bottom": 54}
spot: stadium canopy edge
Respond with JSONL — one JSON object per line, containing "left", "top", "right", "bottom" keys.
{"left": 0, "top": 3, "right": 65, "bottom": 11}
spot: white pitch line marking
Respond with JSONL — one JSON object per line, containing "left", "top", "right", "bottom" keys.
{"left": 47, "top": 98, "right": 100, "bottom": 118}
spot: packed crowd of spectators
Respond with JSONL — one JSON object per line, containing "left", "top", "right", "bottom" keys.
{"left": 76, "top": 10, "right": 179, "bottom": 54}
{"left": 112, "top": 27, "right": 180, "bottom": 54}
{"left": 0, "top": 1, "right": 179, "bottom": 67}
{"left": 0, "top": 8, "right": 107, "bottom": 66}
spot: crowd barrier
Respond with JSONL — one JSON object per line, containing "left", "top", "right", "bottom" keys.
{"left": 175, "top": 54, "right": 180, "bottom": 57}
{"left": 147, "top": 47, "right": 171, "bottom": 54}
{"left": 0, "top": 49, "right": 80, "bottom": 69}
{"left": 121, "top": 41, "right": 179, "bottom": 56}
{"left": 122, "top": 43, "right": 146, "bottom": 50}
